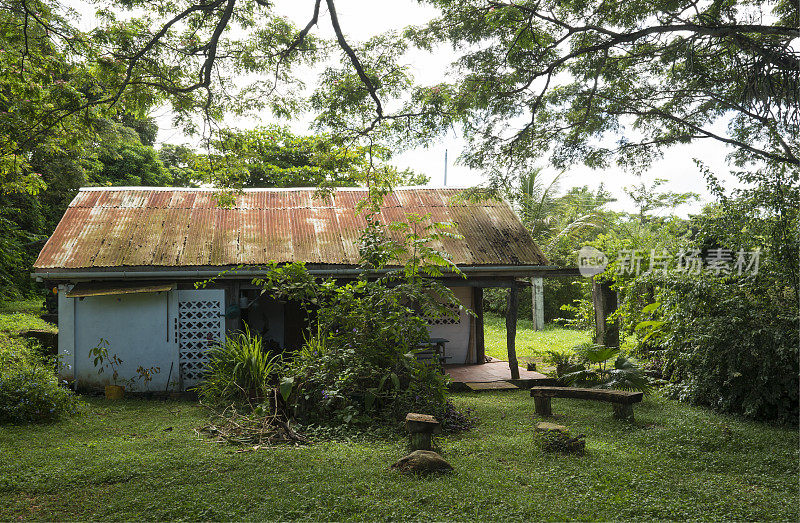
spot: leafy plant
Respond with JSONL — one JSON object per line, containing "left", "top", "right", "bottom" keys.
{"left": 543, "top": 350, "right": 577, "bottom": 379}
{"left": 198, "top": 327, "right": 282, "bottom": 406}
{"left": 258, "top": 213, "right": 473, "bottom": 431}
{"left": 0, "top": 339, "right": 77, "bottom": 423}
{"left": 563, "top": 343, "right": 652, "bottom": 393}
{"left": 635, "top": 272, "right": 799, "bottom": 422}
{"left": 88, "top": 338, "right": 124, "bottom": 386}
{"left": 132, "top": 365, "right": 161, "bottom": 391}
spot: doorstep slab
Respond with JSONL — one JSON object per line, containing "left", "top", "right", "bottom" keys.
{"left": 465, "top": 381, "right": 519, "bottom": 391}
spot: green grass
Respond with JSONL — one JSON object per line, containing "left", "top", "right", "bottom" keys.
{"left": 483, "top": 313, "right": 590, "bottom": 371}
{"left": 0, "top": 393, "right": 797, "bottom": 521}
{"left": 0, "top": 298, "right": 54, "bottom": 336}
{"left": 0, "top": 299, "right": 45, "bottom": 315}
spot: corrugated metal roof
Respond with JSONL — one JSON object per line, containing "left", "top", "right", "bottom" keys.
{"left": 34, "top": 187, "right": 547, "bottom": 270}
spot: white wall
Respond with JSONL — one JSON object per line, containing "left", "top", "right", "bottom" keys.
{"left": 427, "top": 286, "right": 473, "bottom": 364}
{"left": 67, "top": 291, "right": 177, "bottom": 391}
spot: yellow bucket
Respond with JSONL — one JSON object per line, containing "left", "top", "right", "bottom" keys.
{"left": 105, "top": 384, "right": 124, "bottom": 400}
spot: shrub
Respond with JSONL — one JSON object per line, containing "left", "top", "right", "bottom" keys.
{"left": 197, "top": 327, "right": 282, "bottom": 406}
{"left": 562, "top": 343, "right": 652, "bottom": 393}
{"left": 0, "top": 338, "right": 77, "bottom": 423}
{"left": 252, "top": 213, "right": 475, "bottom": 432}
{"left": 635, "top": 272, "right": 799, "bottom": 422}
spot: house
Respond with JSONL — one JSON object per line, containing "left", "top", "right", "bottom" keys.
{"left": 33, "top": 186, "right": 556, "bottom": 391}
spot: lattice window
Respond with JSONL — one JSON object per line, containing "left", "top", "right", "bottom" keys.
{"left": 425, "top": 303, "right": 462, "bottom": 325}
{"left": 178, "top": 295, "right": 224, "bottom": 386}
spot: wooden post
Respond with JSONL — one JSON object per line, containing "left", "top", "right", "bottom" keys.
{"left": 592, "top": 278, "right": 619, "bottom": 347}
{"left": 474, "top": 287, "right": 485, "bottom": 364}
{"left": 506, "top": 283, "right": 520, "bottom": 380}
{"left": 531, "top": 277, "right": 544, "bottom": 331}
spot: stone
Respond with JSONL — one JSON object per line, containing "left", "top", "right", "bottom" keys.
{"left": 405, "top": 413, "right": 439, "bottom": 433}
{"left": 612, "top": 403, "right": 635, "bottom": 421}
{"left": 405, "top": 413, "right": 440, "bottom": 451}
{"left": 535, "top": 421, "right": 567, "bottom": 433}
{"left": 533, "top": 395, "right": 552, "bottom": 417}
{"left": 534, "top": 423, "right": 586, "bottom": 454}
{"left": 391, "top": 450, "right": 453, "bottom": 475}
{"left": 465, "top": 381, "right": 518, "bottom": 391}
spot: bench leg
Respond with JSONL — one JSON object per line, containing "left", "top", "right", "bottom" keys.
{"left": 612, "top": 403, "right": 634, "bottom": 421}
{"left": 533, "top": 396, "right": 552, "bottom": 417}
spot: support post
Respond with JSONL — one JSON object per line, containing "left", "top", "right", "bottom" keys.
{"left": 533, "top": 396, "right": 552, "bottom": 417}
{"left": 405, "top": 413, "right": 440, "bottom": 451}
{"left": 531, "top": 277, "right": 544, "bottom": 331}
{"left": 592, "top": 278, "right": 619, "bottom": 347}
{"left": 612, "top": 403, "right": 634, "bottom": 421}
{"left": 474, "top": 287, "right": 485, "bottom": 364}
{"left": 506, "top": 283, "right": 520, "bottom": 380}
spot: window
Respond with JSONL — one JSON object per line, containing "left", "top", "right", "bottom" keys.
{"left": 425, "top": 302, "right": 462, "bottom": 325}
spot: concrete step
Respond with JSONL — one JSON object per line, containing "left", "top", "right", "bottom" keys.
{"left": 464, "top": 381, "right": 519, "bottom": 391}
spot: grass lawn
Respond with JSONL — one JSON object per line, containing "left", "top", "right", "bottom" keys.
{"left": 0, "top": 298, "right": 54, "bottom": 338}
{"left": 1, "top": 393, "right": 797, "bottom": 521}
{"left": 483, "top": 312, "right": 590, "bottom": 371}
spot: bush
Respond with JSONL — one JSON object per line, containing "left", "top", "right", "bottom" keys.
{"left": 0, "top": 338, "right": 77, "bottom": 423}
{"left": 236, "top": 213, "right": 476, "bottom": 433}
{"left": 258, "top": 267, "right": 470, "bottom": 430}
{"left": 197, "top": 327, "right": 282, "bottom": 406}
{"left": 635, "top": 272, "right": 799, "bottom": 422}
{"left": 284, "top": 281, "right": 459, "bottom": 428}
{"left": 563, "top": 343, "right": 652, "bottom": 393}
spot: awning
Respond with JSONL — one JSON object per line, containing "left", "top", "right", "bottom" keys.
{"left": 65, "top": 282, "right": 175, "bottom": 298}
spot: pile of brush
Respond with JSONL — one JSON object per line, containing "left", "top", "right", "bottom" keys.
{"left": 196, "top": 403, "right": 307, "bottom": 449}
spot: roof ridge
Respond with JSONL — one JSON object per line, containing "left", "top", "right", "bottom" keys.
{"left": 77, "top": 186, "right": 472, "bottom": 192}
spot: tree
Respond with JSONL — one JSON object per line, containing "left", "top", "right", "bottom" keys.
{"left": 89, "top": 126, "right": 170, "bottom": 187}
{"left": 198, "top": 126, "right": 427, "bottom": 189}
{"left": 159, "top": 144, "right": 202, "bottom": 188}
{"left": 624, "top": 178, "right": 699, "bottom": 222}
{"left": 405, "top": 0, "right": 798, "bottom": 175}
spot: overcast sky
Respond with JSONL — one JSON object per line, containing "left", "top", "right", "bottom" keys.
{"left": 140, "top": 0, "right": 741, "bottom": 216}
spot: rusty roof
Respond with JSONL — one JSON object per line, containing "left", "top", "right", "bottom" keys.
{"left": 34, "top": 187, "right": 547, "bottom": 271}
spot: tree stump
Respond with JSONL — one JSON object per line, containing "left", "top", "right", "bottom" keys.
{"left": 405, "top": 413, "right": 440, "bottom": 451}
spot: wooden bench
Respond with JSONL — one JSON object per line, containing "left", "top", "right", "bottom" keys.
{"left": 414, "top": 338, "right": 450, "bottom": 365}
{"left": 530, "top": 386, "right": 643, "bottom": 421}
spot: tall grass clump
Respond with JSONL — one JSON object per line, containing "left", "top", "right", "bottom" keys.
{"left": 197, "top": 327, "right": 282, "bottom": 406}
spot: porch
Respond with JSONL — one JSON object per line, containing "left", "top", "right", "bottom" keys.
{"left": 445, "top": 359, "right": 555, "bottom": 391}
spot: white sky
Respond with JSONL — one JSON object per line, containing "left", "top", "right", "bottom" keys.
{"left": 126, "top": 0, "right": 741, "bottom": 216}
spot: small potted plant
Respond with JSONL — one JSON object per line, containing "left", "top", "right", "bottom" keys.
{"left": 88, "top": 338, "right": 125, "bottom": 399}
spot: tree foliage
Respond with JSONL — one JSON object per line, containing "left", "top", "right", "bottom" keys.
{"left": 198, "top": 126, "right": 427, "bottom": 189}
{"left": 405, "top": 0, "right": 798, "bottom": 175}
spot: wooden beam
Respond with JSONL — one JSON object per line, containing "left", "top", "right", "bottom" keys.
{"left": 506, "top": 283, "right": 520, "bottom": 380}
{"left": 474, "top": 287, "right": 485, "bottom": 364}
